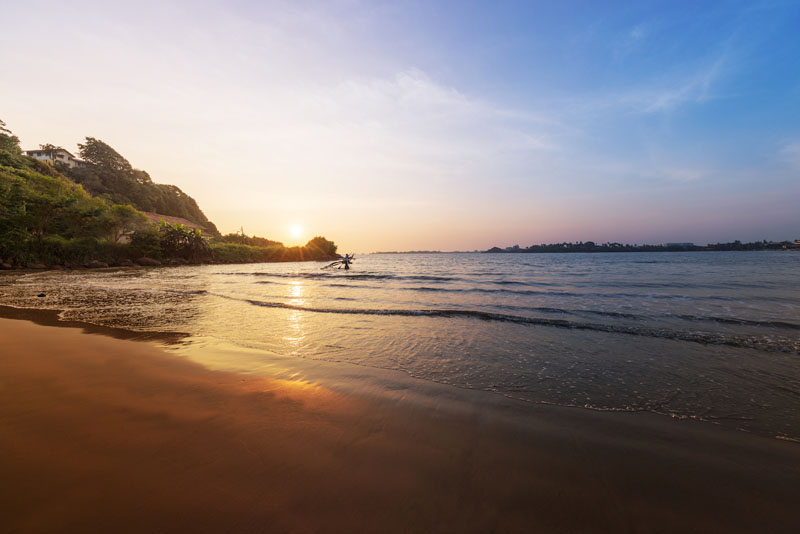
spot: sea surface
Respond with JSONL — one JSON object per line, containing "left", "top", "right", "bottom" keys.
{"left": 1, "top": 252, "right": 799, "bottom": 439}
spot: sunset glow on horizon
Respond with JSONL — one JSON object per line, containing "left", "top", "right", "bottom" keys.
{"left": 287, "top": 224, "right": 305, "bottom": 245}
{"left": 2, "top": 1, "right": 798, "bottom": 251}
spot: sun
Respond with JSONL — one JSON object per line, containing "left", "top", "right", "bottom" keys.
{"left": 289, "top": 225, "right": 303, "bottom": 239}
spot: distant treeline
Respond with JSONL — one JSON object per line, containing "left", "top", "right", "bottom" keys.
{"left": 212, "top": 236, "right": 338, "bottom": 264}
{"left": 0, "top": 119, "right": 339, "bottom": 268}
{"left": 219, "top": 232, "right": 283, "bottom": 248}
{"left": 486, "top": 240, "right": 800, "bottom": 254}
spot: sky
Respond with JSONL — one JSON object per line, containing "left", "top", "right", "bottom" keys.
{"left": 1, "top": 0, "right": 799, "bottom": 251}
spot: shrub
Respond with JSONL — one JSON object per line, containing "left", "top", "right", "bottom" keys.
{"left": 130, "top": 228, "right": 162, "bottom": 258}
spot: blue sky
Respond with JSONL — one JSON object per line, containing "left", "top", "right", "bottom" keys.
{"left": 1, "top": 0, "right": 798, "bottom": 249}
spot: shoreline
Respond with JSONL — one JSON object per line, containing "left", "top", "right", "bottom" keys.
{"left": 1, "top": 313, "right": 799, "bottom": 532}
{"left": 0, "top": 304, "right": 190, "bottom": 344}
{"left": 1, "top": 301, "right": 797, "bottom": 442}
{"left": 0, "top": 255, "right": 340, "bottom": 272}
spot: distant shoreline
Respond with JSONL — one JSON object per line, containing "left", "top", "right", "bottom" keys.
{"left": 373, "top": 248, "right": 799, "bottom": 254}
{"left": 484, "top": 240, "right": 800, "bottom": 254}
{"left": 484, "top": 248, "right": 800, "bottom": 254}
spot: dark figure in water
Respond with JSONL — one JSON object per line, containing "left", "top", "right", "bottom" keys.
{"left": 322, "top": 254, "right": 355, "bottom": 270}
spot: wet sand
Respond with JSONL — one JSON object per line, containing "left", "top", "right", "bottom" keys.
{"left": 1, "top": 316, "right": 798, "bottom": 533}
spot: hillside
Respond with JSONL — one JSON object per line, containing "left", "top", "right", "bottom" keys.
{"left": 60, "top": 137, "right": 219, "bottom": 235}
{"left": 0, "top": 120, "right": 338, "bottom": 267}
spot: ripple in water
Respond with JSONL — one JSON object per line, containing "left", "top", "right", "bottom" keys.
{"left": 0, "top": 251, "right": 798, "bottom": 440}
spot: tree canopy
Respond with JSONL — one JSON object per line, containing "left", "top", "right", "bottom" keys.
{"left": 78, "top": 137, "right": 132, "bottom": 173}
{"left": 66, "top": 137, "right": 219, "bottom": 235}
{"left": 0, "top": 118, "right": 21, "bottom": 155}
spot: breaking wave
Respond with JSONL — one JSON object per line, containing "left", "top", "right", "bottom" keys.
{"left": 231, "top": 296, "right": 800, "bottom": 354}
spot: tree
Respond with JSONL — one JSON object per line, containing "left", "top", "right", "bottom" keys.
{"left": 130, "top": 227, "right": 161, "bottom": 258}
{"left": 0, "top": 119, "right": 21, "bottom": 155}
{"left": 305, "top": 236, "right": 337, "bottom": 258}
{"left": 62, "top": 143, "right": 220, "bottom": 236}
{"left": 19, "top": 177, "right": 79, "bottom": 242}
{"left": 99, "top": 204, "right": 148, "bottom": 242}
{"left": 159, "top": 222, "right": 210, "bottom": 261}
{"left": 131, "top": 169, "right": 153, "bottom": 185}
{"left": 77, "top": 137, "right": 133, "bottom": 173}
{"left": 38, "top": 143, "right": 67, "bottom": 166}
{"left": 220, "top": 231, "right": 283, "bottom": 247}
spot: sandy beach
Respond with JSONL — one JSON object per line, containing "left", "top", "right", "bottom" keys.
{"left": 1, "top": 314, "right": 799, "bottom": 533}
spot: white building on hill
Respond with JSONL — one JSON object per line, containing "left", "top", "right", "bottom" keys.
{"left": 24, "top": 148, "right": 86, "bottom": 168}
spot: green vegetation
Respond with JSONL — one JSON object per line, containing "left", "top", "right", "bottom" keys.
{"left": 0, "top": 119, "right": 338, "bottom": 268}
{"left": 219, "top": 232, "right": 283, "bottom": 248}
{"left": 63, "top": 137, "right": 219, "bottom": 235}
{"left": 0, "top": 159, "right": 145, "bottom": 265}
{"left": 210, "top": 235, "right": 338, "bottom": 263}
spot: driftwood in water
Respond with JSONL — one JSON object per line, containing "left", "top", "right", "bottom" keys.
{"left": 322, "top": 255, "right": 356, "bottom": 270}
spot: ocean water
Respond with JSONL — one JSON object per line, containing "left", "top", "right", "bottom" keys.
{"left": 2, "top": 252, "right": 799, "bottom": 439}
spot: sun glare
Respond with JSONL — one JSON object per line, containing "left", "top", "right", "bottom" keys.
{"left": 290, "top": 225, "right": 303, "bottom": 239}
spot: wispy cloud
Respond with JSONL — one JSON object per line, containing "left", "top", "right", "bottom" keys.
{"left": 124, "top": 67, "right": 568, "bottom": 212}
{"left": 610, "top": 22, "right": 651, "bottom": 62}
{"left": 625, "top": 51, "right": 730, "bottom": 113}
{"left": 655, "top": 167, "right": 708, "bottom": 183}
{"left": 780, "top": 140, "right": 800, "bottom": 169}
{"left": 248, "top": 69, "right": 564, "bottom": 189}
{"left": 629, "top": 24, "right": 647, "bottom": 42}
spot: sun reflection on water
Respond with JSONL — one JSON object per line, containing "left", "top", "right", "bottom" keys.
{"left": 283, "top": 281, "right": 306, "bottom": 349}
{"left": 287, "top": 280, "right": 304, "bottom": 303}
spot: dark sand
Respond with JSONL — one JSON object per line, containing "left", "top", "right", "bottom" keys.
{"left": 1, "top": 316, "right": 798, "bottom": 533}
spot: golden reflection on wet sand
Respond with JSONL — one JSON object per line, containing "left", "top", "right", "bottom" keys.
{"left": 3, "top": 317, "right": 800, "bottom": 533}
